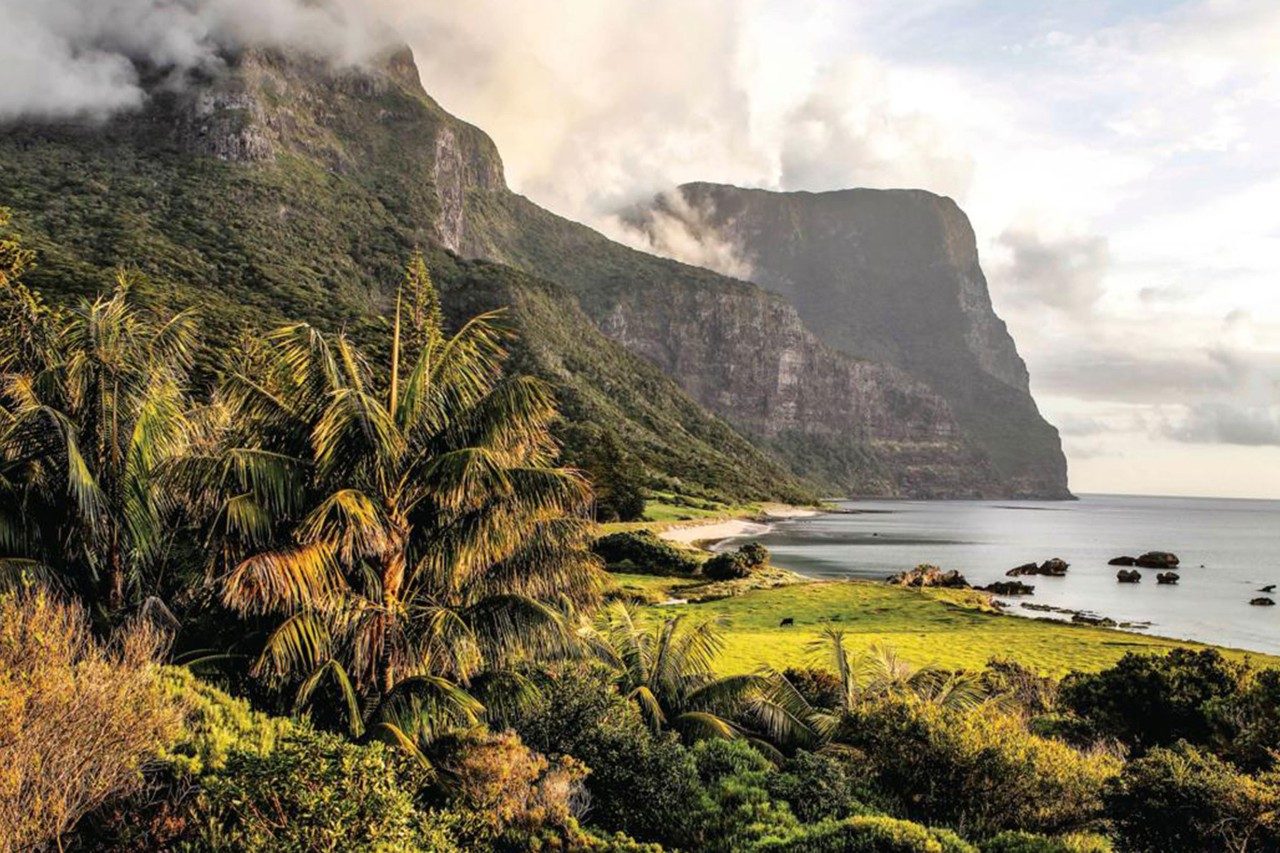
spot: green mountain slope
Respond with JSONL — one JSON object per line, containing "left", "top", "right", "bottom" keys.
{"left": 0, "top": 56, "right": 807, "bottom": 502}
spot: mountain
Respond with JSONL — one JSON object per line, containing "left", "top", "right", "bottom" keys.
{"left": 627, "top": 183, "right": 1072, "bottom": 499}
{"left": 0, "top": 46, "right": 1064, "bottom": 498}
{"left": 0, "top": 50, "right": 805, "bottom": 504}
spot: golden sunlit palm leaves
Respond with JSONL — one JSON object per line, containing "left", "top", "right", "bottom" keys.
{"left": 593, "top": 602, "right": 808, "bottom": 749}
{"left": 0, "top": 254, "right": 197, "bottom": 612}
{"left": 195, "top": 254, "right": 602, "bottom": 745}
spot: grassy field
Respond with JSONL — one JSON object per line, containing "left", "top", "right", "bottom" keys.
{"left": 615, "top": 574, "right": 1280, "bottom": 677}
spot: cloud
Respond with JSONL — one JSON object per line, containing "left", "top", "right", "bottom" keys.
{"left": 1165, "top": 403, "right": 1280, "bottom": 446}
{"left": 777, "top": 57, "right": 975, "bottom": 197}
{"left": 605, "top": 190, "right": 755, "bottom": 280}
{"left": 0, "top": 0, "right": 395, "bottom": 121}
{"left": 994, "top": 229, "right": 1110, "bottom": 317}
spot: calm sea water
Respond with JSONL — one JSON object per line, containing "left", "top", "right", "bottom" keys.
{"left": 736, "top": 495, "right": 1280, "bottom": 655}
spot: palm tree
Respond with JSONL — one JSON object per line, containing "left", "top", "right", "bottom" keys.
{"left": 799, "top": 629, "right": 990, "bottom": 736}
{"left": 594, "top": 602, "right": 815, "bottom": 749}
{"left": 0, "top": 258, "right": 197, "bottom": 615}
{"left": 187, "top": 255, "right": 602, "bottom": 744}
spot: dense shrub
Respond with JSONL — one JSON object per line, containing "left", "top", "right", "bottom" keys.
{"left": 980, "top": 659, "right": 1059, "bottom": 717}
{"left": 782, "top": 666, "right": 846, "bottom": 710}
{"left": 689, "top": 738, "right": 801, "bottom": 852}
{"left": 1220, "top": 667, "right": 1280, "bottom": 772}
{"left": 755, "top": 814, "right": 978, "bottom": 852}
{"left": 427, "top": 728, "right": 589, "bottom": 849}
{"left": 703, "top": 542, "right": 770, "bottom": 581}
{"left": 513, "top": 664, "right": 705, "bottom": 847}
{"left": 0, "top": 590, "right": 183, "bottom": 851}
{"left": 980, "top": 831, "right": 1113, "bottom": 852}
{"left": 766, "top": 748, "right": 877, "bottom": 823}
{"left": 1105, "top": 742, "right": 1280, "bottom": 853}
{"left": 1058, "top": 649, "right": 1246, "bottom": 753}
{"left": 183, "top": 728, "right": 428, "bottom": 851}
{"left": 837, "top": 696, "right": 1119, "bottom": 838}
{"left": 592, "top": 530, "right": 701, "bottom": 575}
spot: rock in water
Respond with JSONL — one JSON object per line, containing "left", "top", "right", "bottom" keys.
{"left": 1108, "top": 556, "right": 1137, "bottom": 566}
{"left": 1250, "top": 597, "right": 1276, "bottom": 607}
{"left": 1135, "top": 551, "right": 1180, "bottom": 569}
{"left": 1259, "top": 585, "right": 1276, "bottom": 593}
{"left": 1156, "top": 572, "right": 1180, "bottom": 585}
{"left": 1117, "top": 569, "right": 1142, "bottom": 583}
{"left": 1073, "top": 613, "right": 1118, "bottom": 627}
{"left": 981, "top": 581, "right": 1036, "bottom": 595}
{"left": 1007, "top": 558, "right": 1069, "bottom": 577}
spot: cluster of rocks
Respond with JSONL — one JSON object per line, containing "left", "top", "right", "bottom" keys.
{"left": 979, "top": 580, "right": 1036, "bottom": 596}
{"left": 887, "top": 564, "right": 970, "bottom": 589}
{"left": 1109, "top": 551, "right": 1179, "bottom": 569}
{"left": 1116, "top": 569, "right": 1141, "bottom": 584}
{"left": 1157, "top": 572, "right": 1180, "bottom": 585}
{"left": 1006, "top": 558, "right": 1069, "bottom": 577}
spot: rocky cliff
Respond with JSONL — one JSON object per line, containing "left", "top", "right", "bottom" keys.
{"left": 0, "top": 46, "right": 1059, "bottom": 498}
{"left": 627, "top": 183, "right": 1071, "bottom": 498}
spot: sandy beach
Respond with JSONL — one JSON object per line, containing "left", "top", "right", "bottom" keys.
{"left": 658, "top": 505, "right": 819, "bottom": 546}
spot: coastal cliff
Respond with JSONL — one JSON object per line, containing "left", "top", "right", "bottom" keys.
{"left": 0, "top": 46, "right": 1058, "bottom": 498}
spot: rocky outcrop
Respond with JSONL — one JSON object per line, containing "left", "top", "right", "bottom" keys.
{"left": 1007, "top": 558, "right": 1069, "bottom": 577}
{"left": 626, "top": 184, "right": 1072, "bottom": 498}
{"left": 888, "top": 565, "right": 970, "bottom": 588}
{"left": 1108, "top": 556, "right": 1137, "bottom": 566}
{"left": 1157, "top": 573, "right": 1180, "bottom": 585}
{"left": 981, "top": 581, "right": 1036, "bottom": 596}
{"left": 1135, "top": 552, "right": 1180, "bottom": 569}
{"left": 1117, "top": 570, "right": 1142, "bottom": 583}
{"left": 1250, "top": 597, "right": 1275, "bottom": 607}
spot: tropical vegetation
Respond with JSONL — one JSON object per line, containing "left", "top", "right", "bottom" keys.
{"left": 2, "top": 219, "right": 1279, "bottom": 851}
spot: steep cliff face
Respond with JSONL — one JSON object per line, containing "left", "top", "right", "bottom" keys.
{"left": 0, "top": 46, "right": 1053, "bottom": 498}
{"left": 627, "top": 183, "right": 1071, "bottom": 498}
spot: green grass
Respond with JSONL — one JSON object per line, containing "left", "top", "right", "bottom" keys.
{"left": 639, "top": 579, "right": 1280, "bottom": 677}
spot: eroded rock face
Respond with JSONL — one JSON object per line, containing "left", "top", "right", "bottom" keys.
{"left": 889, "top": 565, "right": 970, "bottom": 588}
{"left": 626, "top": 183, "right": 1072, "bottom": 499}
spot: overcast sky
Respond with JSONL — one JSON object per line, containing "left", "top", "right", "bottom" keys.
{"left": 404, "top": 0, "right": 1280, "bottom": 500}
{"left": 5, "top": 0, "right": 1277, "bottom": 498}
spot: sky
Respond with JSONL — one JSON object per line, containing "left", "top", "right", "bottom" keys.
{"left": 3, "top": 0, "right": 1278, "bottom": 498}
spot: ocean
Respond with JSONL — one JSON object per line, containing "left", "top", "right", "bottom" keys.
{"left": 739, "top": 494, "right": 1280, "bottom": 655}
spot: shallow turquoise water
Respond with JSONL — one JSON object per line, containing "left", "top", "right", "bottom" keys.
{"left": 739, "top": 494, "right": 1280, "bottom": 654}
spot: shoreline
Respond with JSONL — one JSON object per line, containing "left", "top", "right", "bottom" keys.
{"left": 657, "top": 505, "right": 819, "bottom": 547}
{"left": 656, "top": 503, "right": 1280, "bottom": 660}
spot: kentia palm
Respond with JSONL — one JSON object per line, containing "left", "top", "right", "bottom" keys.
{"left": 596, "top": 602, "right": 817, "bottom": 751}
{"left": 0, "top": 220, "right": 197, "bottom": 615}
{"left": 191, "top": 256, "right": 603, "bottom": 744}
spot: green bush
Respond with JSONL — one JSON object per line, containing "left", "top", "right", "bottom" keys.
{"left": 1221, "top": 667, "right": 1280, "bottom": 772}
{"left": 689, "top": 738, "right": 801, "bottom": 852}
{"left": 703, "top": 542, "right": 770, "bottom": 581}
{"left": 755, "top": 814, "right": 977, "bottom": 852}
{"left": 592, "top": 531, "right": 701, "bottom": 576}
{"left": 188, "top": 728, "right": 427, "bottom": 851}
{"left": 767, "top": 748, "right": 877, "bottom": 823}
{"left": 1058, "top": 649, "right": 1247, "bottom": 754}
{"left": 513, "top": 664, "right": 705, "bottom": 847}
{"left": 836, "top": 696, "right": 1118, "bottom": 838}
{"left": 981, "top": 830, "right": 1114, "bottom": 852}
{"left": 1105, "top": 742, "right": 1280, "bottom": 853}
{"left": 155, "top": 666, "right": 296, "bottom": 776}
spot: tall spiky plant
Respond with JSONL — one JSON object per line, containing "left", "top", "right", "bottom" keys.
{"left": 797, "top": 630, "right": 990, "bottom": 737}
{"left": 187, "top": 254, "right": 602, "bottom": 744}
{"left": 0, "top": 223, "right": 197, "bottom": 614}
{"left": 594, "top": 602, "right": 814, "bottom": 750}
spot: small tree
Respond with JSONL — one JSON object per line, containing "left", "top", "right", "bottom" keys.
{"left": 189, "top": 254, "right": 603, "bottom": 745}
{"left": 0, "top": 216, "right": 197, "bottom": 614}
